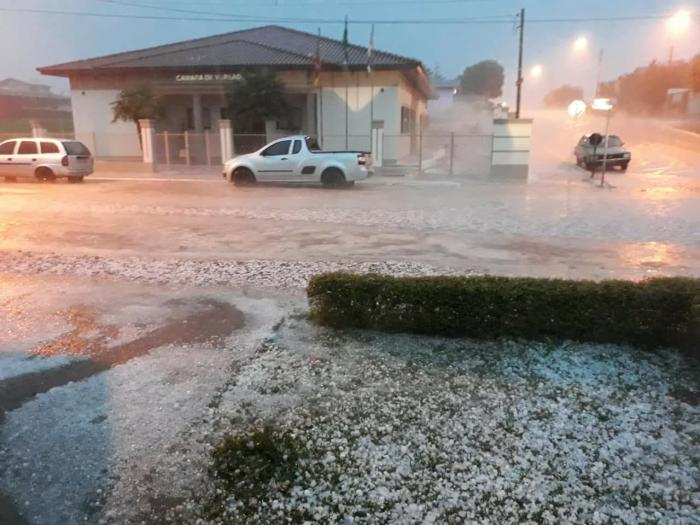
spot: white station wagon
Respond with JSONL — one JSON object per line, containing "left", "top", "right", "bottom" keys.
{"left": 0, "top": 138, "right": 94, "bottom": 183}
{"left": 223, "top": 135, "right": 372, "bottom": 188}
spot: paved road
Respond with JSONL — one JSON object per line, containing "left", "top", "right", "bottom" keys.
{"left": 1, "top": 154, "right": 698, "bottom": 280}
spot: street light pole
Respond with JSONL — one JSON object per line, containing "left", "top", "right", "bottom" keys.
{"left": 595, "top": 48, "right": 604, "bottom": 96}
{"left": 515, "top": 8, "right": 525, "bottom": 119}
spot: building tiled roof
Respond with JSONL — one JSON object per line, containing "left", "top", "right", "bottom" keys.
{"left": 38, "top": 25, "right": 422, "bottom": 75}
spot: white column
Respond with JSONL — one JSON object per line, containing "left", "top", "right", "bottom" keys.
{"left": 265, "top": 119, "right": 278, "bottom": 143}
{"left": 305, "top": 92, "right": 316, "bottom": 136}
{"left": 139, "top": 119, "right": 156, "bottom": 172}
{"left": 30, "top": 120, "right": 47, "bottom": 138}
{"left": 192, "top": 93, "right": 203, "bottom": 132}
{"left": 219, "top": 119, "right": 233, "bottom": 162}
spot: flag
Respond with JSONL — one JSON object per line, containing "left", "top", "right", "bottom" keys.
{"left": 314, "top": 27, "right": 322, "bottom": 88}
{"left": 342, "top": 16, "right": 349, "bottom": 69}
{"left": 367, "top": 24, "right": 374, "bottom": 74}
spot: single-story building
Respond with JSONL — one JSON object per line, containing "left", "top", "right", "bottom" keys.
{"left": 38, "top": 25, "right": 432, "bottom": 164}
{"left": 428, "top": 78, "right": 460, "bottom": 116}
{"left": 666, "top": 88, "right": 700, "bottom": 117}
{"left": 0, "top": 78, "right": 72, "bottom": 132}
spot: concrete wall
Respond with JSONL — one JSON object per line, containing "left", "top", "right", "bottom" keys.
{"left": 315, "top": 69, "right": 428, "bottom": 162}
{"left": 689, "top": 92, "right": 700, "bottom": 116}
{"left": 317, "top": 71, "right": 397, "bottom": 154}
{"left": 70, "top": 86, "right": 141, "bottom": 158}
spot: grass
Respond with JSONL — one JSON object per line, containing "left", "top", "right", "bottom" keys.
{"left": 206, "top": 425, "right": 306, "bottom": 523}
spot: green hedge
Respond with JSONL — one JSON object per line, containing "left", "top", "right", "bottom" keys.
{"left": 307, "top": 273, "right": 700, "bottom": 351}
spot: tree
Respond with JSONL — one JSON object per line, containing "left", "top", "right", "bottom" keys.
{"left": 543, "top": 85, "right": 584, "bottom": 107}
{"left": 425, "top": 64, "right": 447, "bottom": 84}
{"left": 111, "top": 85, "right": 164, "bottom": 148}
{"left": 610, "top": 60, "right": 691, "bottom": 113}
{"left": 459, "top": 60, "right": 504, "bottom": 99}
{"left": 225, "top": 69, "right": 289, "bottom": 133}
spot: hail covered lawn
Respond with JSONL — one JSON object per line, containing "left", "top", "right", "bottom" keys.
{"left": 188, "top": 319, "right": 700, "bottom": 525}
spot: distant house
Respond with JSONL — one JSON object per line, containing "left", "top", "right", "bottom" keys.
{"left": 666, "top": 88, "right": 700, "bottom": 117}
{"left": 0, "top": 78, "right": 72, "bottom": 127}
{"left": 38, "top": 25, "right": 433, "bottom": 162}
{"left": 428, "top": 78, "right": 460, "bottom": 116}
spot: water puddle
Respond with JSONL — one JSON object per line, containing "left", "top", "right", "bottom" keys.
{"left": 0, "top": 299, "right": 243, "bottom": 420}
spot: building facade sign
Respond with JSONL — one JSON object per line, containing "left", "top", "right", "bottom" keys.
{"left": 175, "top": 73, "right": 243, "bottom": 82}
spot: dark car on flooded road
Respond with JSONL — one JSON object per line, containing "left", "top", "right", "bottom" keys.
{"left": 574, "top": 134, "right": 631, "bottom": 171}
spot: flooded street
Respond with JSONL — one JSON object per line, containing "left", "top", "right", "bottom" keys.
{"left": 0, "top": 118, "right": 698, "bottom": 282}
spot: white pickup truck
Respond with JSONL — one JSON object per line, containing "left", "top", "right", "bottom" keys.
{"left": 222, "top": 135, "right": 372, "bottom": 187}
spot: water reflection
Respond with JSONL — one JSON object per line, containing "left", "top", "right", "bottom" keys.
{"left": 617, "top": 242, "right": 683, "bottom": 273}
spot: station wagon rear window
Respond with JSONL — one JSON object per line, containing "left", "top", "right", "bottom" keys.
{"left": 62, "top": 141, "right": 91, "bottom": 155}
{"left": 40, "top": 142, "right": 60, "bottom": 154}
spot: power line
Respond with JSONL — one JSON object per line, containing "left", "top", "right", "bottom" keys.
{"left": 92, "top": 0, "right": 513, "bottom": 23}
{"left": 0, "top": 6, "right": 695, "bottom": 25}
{"left": 92, "top": 0, "right": 504, "bottom": 5}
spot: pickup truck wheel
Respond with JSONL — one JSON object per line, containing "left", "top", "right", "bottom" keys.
{"left": 232, "top": 167, "right": 256, "bottom": 186}
{"left": 321, "top": 168, "right": 346, "bottom": 188}
{"left": 35, "top": 167, "right": 55, "bottom": 182}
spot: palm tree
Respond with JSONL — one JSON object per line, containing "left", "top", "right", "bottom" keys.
{"left": 111, "top": 86, "right": 164, "bottom": 148}
{"left": 225, "top": 69, "right": 289, "bottom": 132}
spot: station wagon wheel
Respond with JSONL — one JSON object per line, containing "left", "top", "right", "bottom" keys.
{"left": 232, "top": 167, "right": 256, "bottom": 187}
{"left": 321, "top": 168, "right": 346, "bottom": 188}
{"left": 35, "top": 167, "right": 55, "bottom": 182}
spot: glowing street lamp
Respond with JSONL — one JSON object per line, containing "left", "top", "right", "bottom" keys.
{"left": 667, "top": 9, "right": 691, "bottom": 35}
{"left": 529, "top": 64, "right": 543, "bottom": 79}
{"left": 667, "top": 9, "right": 692, "bottom": 63}
{"left": 572, "top": 36, "right": 588, "bottom": 53}
{"left": 567, "top": 99, "right": 587, "bottom": 119}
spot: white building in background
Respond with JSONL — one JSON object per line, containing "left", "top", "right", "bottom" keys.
{"left": 666, "top": 88, "right": 700, "bottom": 117}
{"left": 428, "top": 78, "right": 460, "bottom": 116}
{"left": 38, "top": 25, "right": 433, "bottom": 164}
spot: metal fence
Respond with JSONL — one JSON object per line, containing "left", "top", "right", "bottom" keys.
{"left": 0, "top": 130, "right": 494, "bottom": 176}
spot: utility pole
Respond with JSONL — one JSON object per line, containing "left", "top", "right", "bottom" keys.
{"left": 515, "top": 8, "right": 525, "bottom": 119}
{"left": 668, "top": 45, "right": 674, "bottom": 64}
{"left": 595, "top": 48, "right": 604, "bottom": 97}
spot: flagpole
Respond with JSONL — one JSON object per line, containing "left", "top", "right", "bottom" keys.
{"left": 369, "top": 75, "right": 374, "bottom": 153}
{"left": 316, "top": 27, "right": 324, "bottom": 147}
{"left": 368, "top": 24, "right": 374, "bottom": 153}
{"left": 343, "top": 16, "right": 349, "bottom": 150}
{"left": 319, "top": 86, "right": 324, "bottom": 148}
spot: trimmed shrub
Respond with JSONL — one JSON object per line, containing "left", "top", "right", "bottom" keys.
{"left": 307, "top": 273, "right": 700, "bottom": 351}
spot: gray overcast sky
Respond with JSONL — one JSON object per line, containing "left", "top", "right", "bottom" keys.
{"left": 1, "top": 0, "right": 698, "bottom": 106}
